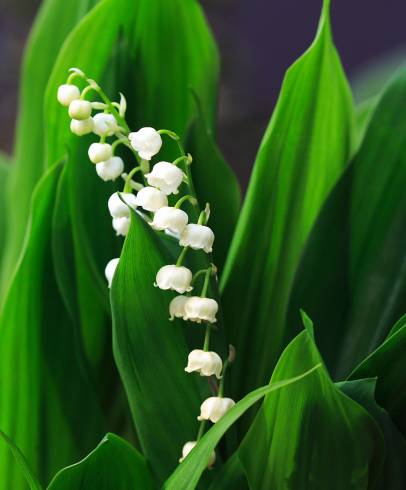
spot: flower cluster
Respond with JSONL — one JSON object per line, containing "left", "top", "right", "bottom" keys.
{"left": 58, "top": 68, "right": 236, "bottom": 470}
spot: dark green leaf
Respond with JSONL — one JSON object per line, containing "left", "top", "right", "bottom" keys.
{"left": 207, "top": 452, "right": 248, "bottom": 490}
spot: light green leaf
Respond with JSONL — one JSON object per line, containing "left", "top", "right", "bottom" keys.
{"left": 0, "top": 153, "right": 10, "bottom": 270}
{"left": 47, "top": 433, "right": 155, "bottom": 490}
{"left": 220, "top": 0, "right": 354, "bottom": 401}
{"left": 163, "top": 365, "right": 321, "bottom": 490}
{"left": 239, "top": 326, "right": 384, "bottom": 490}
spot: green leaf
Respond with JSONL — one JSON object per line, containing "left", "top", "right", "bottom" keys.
{"left": 163, "top": 365, "right": 321, "bottom": 490}
{"left": 0, "top": 153, "right": 10, "bottom": 268}
{"left": 349, "top": 314, "right": 406, "bottom": 435}
{"left": 207, "top": 452, "right": 248, "bottom": 490}
{"left": 220, "top": 0, "right": 354, "bottom": 401}
{"left": 338, "top": 378, "right": 406, "bottom": 489}
{"left": 47, "top": 433, "right": 155, "bottom": 490}
{"left": 239, "top": 326, "right": 384, "bottom": 490}
{"left": 288, "top": 66, "right": 406, "bottom": 378}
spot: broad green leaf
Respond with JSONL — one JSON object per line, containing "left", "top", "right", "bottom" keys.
{"left": 208, "top": 453, "right": 248, "bottom": 490}
{"left": 338, "top": 378, "right": 406, "bottom": 489}
{"left": 239, "top": 324, "right": 384, "bottom": 490}
{"left": 0, "top": 164, "right": 105, "bottom": 489}
{"left": 1, "top": 0, "right": 97, "bottom": 294}
{"left": 288, "top": 66, "right": 406, "bottom": 378}
{"left": 0, "top": 153, "right": 10, "bottom": 271}
{"left": 164, "top": 365, "right": 321, "bottom": 490}
{"left": 349, "top": 314, "right": 406, "bottom": 435}
{"left": 47, "top": 433, "right": 155, "bottom": 490}
{"left": 220, "top": 0, "right": 354, "bottom": 401}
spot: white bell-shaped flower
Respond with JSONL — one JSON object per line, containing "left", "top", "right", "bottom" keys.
{"left": 93, "top": 113, "right": 118, "bottom": 136}
{"left": 70, "top": 117, "right": 94, "bottom": 136}
{"left": 128, "top": 127, "right": 162, "bottom": 160}
{"left": 184, "top": 297, "right": 218, "bottom": 324}
{"left": 145, "top": 161, "right": 183, "bottom": 195}
{"left": 150, "top": 207, "right": 188, "bottom": 234}
{"left": 185, "top": 349, "right": 223, "bottom": 379}
{"left": 105, "top": 258, "right": 119, "bottom": 288}
{"left": 169, "top": 295, "right": 189, "bottom": 321}
{"left": 88, "top": 143, "right": 112, "bottom": 163}
{"left": 108, "top": 192, "right": 137, "bottom": 218}
{"left": 179, "top": 441, "right": 216, "bottom": 468}
{"left": 197, "top": 397, "right": 235, "bottom": 423}
{"left": 155, "top": 265, "right": 192, "bottom": 293}
{"left": 68, "top": 99, "right": 92, "bottom": 120}
{"left": 179, "top": 224, "right": 215, "bottom": 253}
{"left": 112, "top": 217, "right": 130, "bottom": 236}
{"left": 96, "top": 157, "right": 124, "bottom": 182}
{"left": 134, "top": 186, "right": 168, "bottom": 212}
{"left": 57, "top": 84, "right": 80, "bottom": 106}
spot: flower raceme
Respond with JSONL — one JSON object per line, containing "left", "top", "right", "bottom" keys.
{"left": 57, "top": 68, "right": 235, "bottom": 471}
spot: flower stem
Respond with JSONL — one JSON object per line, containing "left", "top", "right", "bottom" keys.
{"left": 174, "top": 195, "right": 197, "bottom": 209}
{"left": 200, "top": 267, "right": 212, "bottom": 298}
{"left": 176, "top": 247, "right": 189, "bottom": 266}
{"left": 123, "top": 167, "right": 142, "bottom": 193}
{"left": 196, "top": 420, "right": 206, "bottom": 441}
{"left": 203, "top": 325, "right": 211, "bottom": 352}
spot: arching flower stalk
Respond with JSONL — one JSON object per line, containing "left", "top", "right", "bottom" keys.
{"left": 57, "top": 68, "right": 236, "bottom": 470}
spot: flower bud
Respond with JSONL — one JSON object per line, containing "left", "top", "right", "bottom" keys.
{"left": 108, "top": 192, "right": 137, "bottom": 218}
{"left": 185, "top": 349, "right": 223, "bottom": 379}
{"left": 70, "top": 117, "right": 94, "bottom": 136}
{"left": 112, "top": 217, "right": 130, "bottom": 236}
{"left": 184, "top": 297, "right": 218, "bottom": 324}
{"left": 88, "top": 143, "right": 112, "bottom": 163}
{"left": 68, "top": 99, "right": 92, "bottom": 120}
{"left": 134, "top": 186, "right": 168, "bottom": 212}
{"left": 128, "top": 127, "right": 162, "bottom": 160}
{"left": 105, "top": 258, "right": 119, "bottom": 288}
{"left": 169, "top": 295, "right": 189, "bottom": 320}
{"left": 93, "top": 113, "right": 118, "bottom": 136}
{"left": 197, "top": 397, "right": 235, "bottom": 423}
{"left": 150, "top": 207, "right": 188, "bottom": 234}
{"left": 96, "top": 157, "right": 124, "bottom": 181}
{"left": 155, "top": 265, "right": 192, "bottom": 293}
{"left": 57, "top": 84, "right": 80, "bottom": 106}
{"left": 179, "top": 224, "right": 214, "bottom": 253}
{"left": 145, "top": 161, "right": 183, "bottom": 195}
{"left": 179, "top": 441, "right": 215, "bottom": 468}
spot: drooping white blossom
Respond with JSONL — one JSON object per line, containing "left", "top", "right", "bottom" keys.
{"left": 105, "top": 258, "right": 119, "bottom": 288}
{"left": 179, "top": 441, "right": 216, "bottom": 468}
{"left": 169, "top": 295, "right": 189, "bottom": 320}
{"left": 184, "top": 297, "right": 218, "bottom": 324}
{"left": 57, "top": 84, "right": 80, "bottom": 106}
{"left": 112, "top": 216, "right": 131, "bottom": 236}
{"left": 150, "top": 206, "right": 188, "bottom": 234}
{"left": 155, "top": 265, "right": 193, "bottom": 294}
{"left": 68, "top": 99, "right": 92, "bottom": 120}
{"left": 96, "top": 156, "right": 124, "bottom": 181}
{"left": 88, "top": 143, "right": 113, "bottom": 163}
{"left": 185, "top": 349, "right": 223, "bottom": 379}
{"left": 145, "top": 161, "right": 184, "bottom": 195}
{"left": 197, "top": 397, "right": 235, "bottom": 423}
{"left": 108, "top": 192, "right": 137, "bottom": 218}
{"left": 128, "top": 127, "right": 162, "bottom": 160}
{"left": 92, "top": 113, "right": 118, "bottom": 136}
{"left": 134, "top": 186, "right": 168, "bottom": 212}
{"left": 70, "top": 117, "right": 94, "bottom": 136}
{"left": 179, "top": 224, "right": 215, "bottom": 253}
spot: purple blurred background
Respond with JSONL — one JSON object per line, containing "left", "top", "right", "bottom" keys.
{"left": 1, "top": 0, "right": 405, "bottom": 186}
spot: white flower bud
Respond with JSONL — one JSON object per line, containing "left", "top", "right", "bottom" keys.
{"left": 70, "top": 117, "right": 94, "bottom": 136}
{"left": 169, "top": 295, "right": 189, "bottom": 320}
{"left": 105, "top": 258, "right": 119, "bottom": 288}
{"left": 179, "top": 224, "right": 215, "bottom": 253}
{"left": 150, "top": 207, "right": 188, "bottom": 234}
{"left": 134, "top": 186, "right": 168, "bottom": 212}
{"left": 92, "top": 113, "right": 118, "bottom": 136}
{"left": 128, "top": 127, "right": 162, "bottom": 160}
{"left": 155, "top": 265, "right": 192, "bottom": 293}
{"left": 185, "top": 349, "right": 223, "bottom": 379}
{"left": 88, "top": 143, "right": 112, "bottom": 163}
{"left": 197, "top": 397, "right": 235, "bottom": 423}
{"left": 57, "top": 84, "right": 80, "bottom": 106}
{"left": 112, "top": 217, "right": 130, "bottom": 236}
{"left": 96, "top": 157, "right": 124, "bottom": 181}
{"left": 145, "top": 161, "right": 184, "bottom": 195}
{"left": 184, "top": 297, "right": 218, "bottom": 324}
{"left": 179, "top": 441, "right": 216, "bottom": 468}
{"left": 108, "top": 192, "right": 137, "bottom": 218}
{"left": 68, "top": 99, "right": 92, "bottom": 120}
